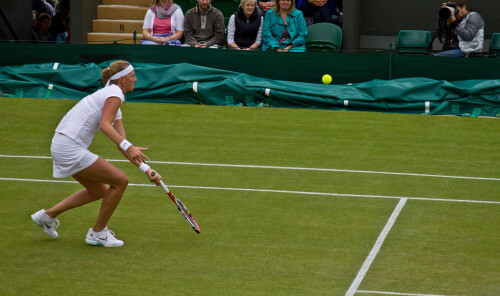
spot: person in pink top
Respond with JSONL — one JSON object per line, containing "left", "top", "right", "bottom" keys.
{"left": 141, "top": 0, "right": 185, "bottom": 45}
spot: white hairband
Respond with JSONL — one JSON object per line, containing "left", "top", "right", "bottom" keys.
{"left": 105, "top": 65, "right": 134, "bottom": 87}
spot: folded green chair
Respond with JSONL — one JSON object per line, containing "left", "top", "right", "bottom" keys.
{"left": 305, "top": 22, "right": 342, "bottom": 52}
{"left": 396, "top": 30, "right": 432, "bottom": 54}
{"left": 489, "top": 33, "right": 500, "bottom": 57}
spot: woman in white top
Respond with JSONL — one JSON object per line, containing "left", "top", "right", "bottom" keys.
{"left": 31, "top": 60, "right": 161, "bottom": 247}
{"left": 141, "top": 0, "right": 185, "bottom": 45}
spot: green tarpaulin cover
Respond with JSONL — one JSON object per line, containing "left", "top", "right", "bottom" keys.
{"left": 1, "top": 62, "right": 499, "bottom": 117}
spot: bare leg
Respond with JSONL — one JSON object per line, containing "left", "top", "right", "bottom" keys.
{"left": 45, "top": 186, "right": 106, "bottom": 218}
{"left": 45, "top": 157, "right": 128, "bottom": 232}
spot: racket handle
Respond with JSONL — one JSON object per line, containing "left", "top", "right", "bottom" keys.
{"left": 151, "top": 171, "right": 166, "bottom": 188}
{"left": 151, "top": 171, "right": 164, "bottom": 187}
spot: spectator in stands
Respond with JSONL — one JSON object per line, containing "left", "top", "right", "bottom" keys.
{"left": 435, "top": 1, "right": 484, "bottom": 57}
{"left": 141, "top": 0, "right": 184, "bottom": 45}
{"left": 49, "top": 0, "right": 70, "bottom": 38}
{"left": 47, "top": 0, "right": 59, "bottom": 10}
{"left": 227, "top": 0, "right": 263, "bottom": 50}
{"left": 296, "top": 0, "right": 337, "bottom": 25}
{"left": 183, "top": 0, "right": 225, "bottom": 48}
{"left": 257, "top": 0, "right": 275, "bottom": 17}
{"left": 32, "top": 0, "right": 56, "bottom": 17}
{"left": 31, "top": 10, "right": 39, "bottom": 42}
{"left": 34, "top": 13, "right": 54, "bottom": 42}
{"left": 261, "top": 0, "right": 307, "bottom": 52}
{"left": 56, "top": 16, "right": 70, "bottom": 44}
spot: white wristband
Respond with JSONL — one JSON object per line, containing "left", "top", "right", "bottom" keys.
{"left": 119, "top": 139, "right": 132, "bottom": 151}
{"left": 139, "top": 162, "right": 150, "bottom": 173}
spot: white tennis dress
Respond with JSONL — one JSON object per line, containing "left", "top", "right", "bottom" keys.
{"left": 51, "top": 84, "right": 125, "bottom": 178}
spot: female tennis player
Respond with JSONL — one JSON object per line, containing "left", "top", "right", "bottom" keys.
{"left": 31, "top": 60, "right": 161, "bottom": 247}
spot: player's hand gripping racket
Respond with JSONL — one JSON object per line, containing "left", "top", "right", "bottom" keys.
{"left": 151, "top": 172, "right": 201, "bottom": 233}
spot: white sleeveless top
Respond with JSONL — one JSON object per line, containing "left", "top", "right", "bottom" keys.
{"left": 55, "top": 84, "right": 125, "bottom": 149}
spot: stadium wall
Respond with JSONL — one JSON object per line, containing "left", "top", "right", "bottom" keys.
{"left": 0, "top": 42, "right": 498, "bottom": 84}
{"left": 0, "top": 0, "right": 32, "bottom": 41}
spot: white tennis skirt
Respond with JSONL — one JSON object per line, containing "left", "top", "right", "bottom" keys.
{"left": 51, "top": 133, "right": 98, "bottom": 178}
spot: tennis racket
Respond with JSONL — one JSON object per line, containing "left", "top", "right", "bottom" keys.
{"left": 152, "top": 172, "right": 201, "bottom": 233}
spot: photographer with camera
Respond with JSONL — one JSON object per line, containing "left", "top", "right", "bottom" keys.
{"left": 435, "top": 1, "right": 484, "bottom": 57}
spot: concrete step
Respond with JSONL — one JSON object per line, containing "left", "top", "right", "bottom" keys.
{"left": 93, "top": 19, "right": 143, "bottom": 34}
{"left": 102, "top": 0, "right": 150, "bottom": 6}
{"left": 97, "top": 5, "right": 148, "bottom": 20}
{"left": 87, "top": 32, "right": 143, "bottom": 44}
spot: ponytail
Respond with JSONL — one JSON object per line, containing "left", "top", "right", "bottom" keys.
{"left": 101, "top": 60, "right": 131, "bottom": 86}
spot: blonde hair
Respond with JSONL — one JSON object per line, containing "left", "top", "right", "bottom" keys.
{"left": 101, "top": 60, "right": 131, "bottom": 86}
{"left": 274, "top": 0, "right": 295, "bottom": 14}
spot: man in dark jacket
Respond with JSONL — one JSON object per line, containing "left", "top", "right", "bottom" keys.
{"left": 183, "top": 0, "right": 225, "bottom": 48}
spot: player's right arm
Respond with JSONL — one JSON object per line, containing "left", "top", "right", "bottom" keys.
{"left": 100, "top": 97, "right": 149, "bottom": 164}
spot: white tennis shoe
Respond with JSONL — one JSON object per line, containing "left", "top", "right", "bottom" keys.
{"left": 31, "top": 209, "right": 60, "bottom": 238}
{"left": 85, "top": 227, "right": 124, "bottom": 247}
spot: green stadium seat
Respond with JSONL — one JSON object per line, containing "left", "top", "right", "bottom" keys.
{"left": 489, "top": 33, "right": 500, "bottom": 57}
{"left": 396, "top": 30, "right": 432, "bottom": 54}
{"left": 305, "top": 22, "right": 342, "bottom": 52}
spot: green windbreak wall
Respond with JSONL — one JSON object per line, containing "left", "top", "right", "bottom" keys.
{"left": 1, "top": 42, "right": 500, "bottom": 84}
{"left": 1, "top": 62, "right": 499, "bottom": 117}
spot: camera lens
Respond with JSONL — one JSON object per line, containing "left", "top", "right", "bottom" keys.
{"left": 439, "top": 7, "right": 452, "bottom": 19}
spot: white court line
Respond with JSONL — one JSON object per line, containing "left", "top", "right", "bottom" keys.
{"left": 1, "top": 177, "right": 499, "bottom": 205}
{"left": 0, "top": 154, "right": 499, "bottom": 182}
{"left": 357, "top": 290, "right": 448, "bottom": 296}
{"left": 2, "top": 157, "right": 491, "bottom": 296}
{"left": 345, "top": 198, "right": 408, "bottom": 296}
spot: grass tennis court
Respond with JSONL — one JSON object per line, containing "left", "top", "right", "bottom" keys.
{"left": 0, "top": 97, "right": 499, "bottom": 295}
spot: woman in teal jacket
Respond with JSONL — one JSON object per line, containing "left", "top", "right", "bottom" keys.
{"left": 261, "top": 0, "right": 308, "bottom": 52}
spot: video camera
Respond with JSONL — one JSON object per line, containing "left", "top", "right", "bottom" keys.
{"left": 439, "top": 2, "right": 458, "bottom": 19}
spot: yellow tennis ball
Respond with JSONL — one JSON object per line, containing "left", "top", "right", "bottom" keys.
{"left": 322, "top": 74, "right": 332, "bottom": 85}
